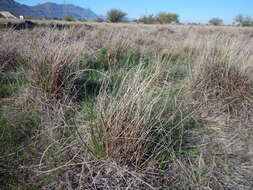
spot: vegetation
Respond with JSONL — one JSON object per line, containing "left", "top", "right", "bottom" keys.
{"left": 0, "top": 21, "right": 253, "bottom": 189}
{"left": 156, "top": 12, "right": 179, "bottom": 24}
{"left": 209, "top": 17, "right": 223, "bottom": 25}
{"left": 234, "top": 14, "right": 253, "bottom": 26}
{"left": 64, "top": 15, "right": 76, "bottom": 21}
{"left": 106, "top": 9, "right": 127, "bottom": 22}
{"left": 138, "top": 12, "right": 179, "bottom": 24}
{"left": 138, "top": 14, "right": 156, "bottom": 24}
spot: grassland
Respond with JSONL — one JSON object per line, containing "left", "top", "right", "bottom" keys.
{"left": 0, "top": 20, "right": 253, "bottom": 189}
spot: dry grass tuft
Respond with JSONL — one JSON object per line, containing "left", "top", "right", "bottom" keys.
{"left": 187, "top": 45, "right": 253, "bottom": 122}
{"left": 25, "top": 32, "right": 83, "bottom": 102}
{"left": 0, "top": 30, "right": 24, "bottom": 71}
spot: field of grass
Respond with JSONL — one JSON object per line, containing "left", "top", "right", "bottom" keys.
{"left": 0, "top": 21, "right": 253, "bottom": 189}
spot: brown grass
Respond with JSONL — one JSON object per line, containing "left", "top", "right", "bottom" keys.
{"left": 1, "top": 21, "right": 253, "bottom": 189}
{"left": 186, "top": 38, "right": 253, "bottom": 122}
{"left": 0, "top": 30, "right": 24, "bottom": 71}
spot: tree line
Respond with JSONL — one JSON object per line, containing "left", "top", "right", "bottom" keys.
{"left": 106, "top": 9, "right": 179, "bottom": 24}
{"left": 208, "top": 15, "right": 253, "bottom": 26}
{"left": 31, "top": 8, "right": 253, "bottom": 27}
{"left": 106, "top": 9, "right": 253, "bottom": 26}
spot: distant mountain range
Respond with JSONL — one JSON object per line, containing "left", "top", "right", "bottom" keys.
{"left": 0, "top": 0, "right": 101, "bottom": 19}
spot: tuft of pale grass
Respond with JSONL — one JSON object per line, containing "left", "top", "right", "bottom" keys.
{"left": 186, "top": 36, "right": 253, "bottom": 122}
{"left": 24, "top": 30, "right": 84, "bottom": 103}
{"left": 0, "top": 30, "right": 24, "bottom": 71}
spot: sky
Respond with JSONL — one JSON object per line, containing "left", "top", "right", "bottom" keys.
{"left": 16, "top": 0, "right": 253, "bottom": 24}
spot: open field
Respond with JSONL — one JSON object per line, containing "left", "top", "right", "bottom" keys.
{"left": 1, "top": 21, "right": 253, "bottom": 189}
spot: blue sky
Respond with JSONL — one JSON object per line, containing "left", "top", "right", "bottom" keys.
{"left": 16, "top": 0, "right": 253, "bottom": 24}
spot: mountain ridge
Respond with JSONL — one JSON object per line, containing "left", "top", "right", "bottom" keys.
{"left": 0, "top": 0, "right": 100, "bottom": 19}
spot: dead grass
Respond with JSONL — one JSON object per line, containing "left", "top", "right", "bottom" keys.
{"left": 1, "top": 22, "right": 253, "bottom": 189}
{"left": 0, "top": 30, "right": 24, "bottom": 71}
{"left": 186, "top": 38, "right": 253, "bottom": 122}
{"left": 26, "top": 33, "right": 83, "bottom": 102}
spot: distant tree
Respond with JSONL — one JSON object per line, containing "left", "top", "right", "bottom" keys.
{"left": 156, "top": 12, "right": 179, "bottom": 24}
{"left": 209, "top": 17, "right": 223, "bottom": 25}
{"left": 106, "top": 9, "right": 127, "bottom": 23}
{"left": 138, "top": 14, "right": 156, "bottom": 24}
{"left": 234, "top": 14, "right": 252, "bottom": 26}
{"left": 64, "top": 15, "right": 75, "bottom": 22}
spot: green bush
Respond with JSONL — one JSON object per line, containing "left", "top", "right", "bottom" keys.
{"left": 64, "top": 15, "right": 76, "bottom": 22}
{"left": 156, "top": 12, "right": 179, "bottom": 24}
{"left": 106, "top": 9, "right": 127, "bottom": 23}
{"left": 209, "top": 17, "right": 223, "bottom": 25}
{"left": 138, "top": 14, "right": 156, "bottom": 24}
{"left": 234, "top": 14, "right": 252, "bottom": 26}
{"left": 138, "top": 12, "right": 180, "bottom": 24}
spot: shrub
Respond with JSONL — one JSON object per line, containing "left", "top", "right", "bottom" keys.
{"left": 156, "top": 12, "right": 179, "bottom": 24}
{"left": 64, "top": 15, "right": 76, "bottom": 22}
{"left": 138, "top": 14, "right": 156, "bottom": 24}
{"left": 234, "top": 14, "right": 252, "bottom": 26}
{"left": 106, "top": 9, "right": 127, "bottom": 23}
{"left": 209, "top": 17, "right": 223, "bottom": 25}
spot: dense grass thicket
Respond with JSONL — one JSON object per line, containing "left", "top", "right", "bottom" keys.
{"left": 1, "top": 21, "right": 253, "bottom": 189}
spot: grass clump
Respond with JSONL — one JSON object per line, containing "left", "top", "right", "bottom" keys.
{"left": 0, "top": 30, "right": 25, "bottom": 72}
{"left": 188, "top": 48, "right": 253, "bottom": 120}
{"left": 76, "top": 58, "right": 199, "bottom": 168}
{"left": 26, "top": 36, "right": 82, "bottom": 103}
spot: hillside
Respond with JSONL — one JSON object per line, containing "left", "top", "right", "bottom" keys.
{"left": 0, "top": 0, "right": 100, "bottom": 19}
{"left": 32, "top": 2, "right": 99, "bottom": 19}
{"left": 0, "top": 0, "right": 44, "bottom": 17}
